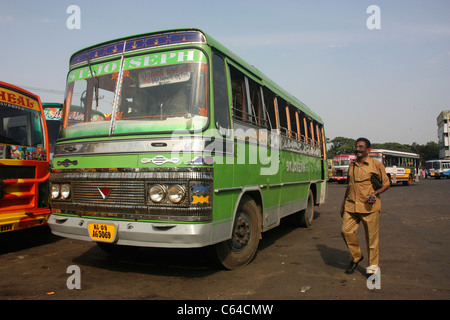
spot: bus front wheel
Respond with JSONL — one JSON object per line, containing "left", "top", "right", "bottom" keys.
{"left": 213, "top": 196, "right": 261, "bottom": 269}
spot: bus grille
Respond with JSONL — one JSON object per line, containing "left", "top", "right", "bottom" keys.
{"left": 72, "top": 180, "right": 146, "bottom": 205}
{"left": 50, "top": 168, "right": 213, "bottom": 222}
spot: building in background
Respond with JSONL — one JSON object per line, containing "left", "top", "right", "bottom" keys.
{"left": 437, "top": 110, "right": 450, "bottom": 159}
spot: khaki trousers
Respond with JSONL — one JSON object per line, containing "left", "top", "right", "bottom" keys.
{"left": 341, "top": 211, "right": 380, "bottom": 266}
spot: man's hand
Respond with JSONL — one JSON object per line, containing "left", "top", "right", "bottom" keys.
{"left": 367, "top": 192, "right": 377, "bottom": 204}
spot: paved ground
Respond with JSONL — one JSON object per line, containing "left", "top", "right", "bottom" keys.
{"left": 1, "top": 178, "right": 449, "bottom": 301}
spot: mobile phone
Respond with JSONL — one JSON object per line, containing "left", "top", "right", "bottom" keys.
{"left": 368, "top": 195, "right": 376, "bottom": 202}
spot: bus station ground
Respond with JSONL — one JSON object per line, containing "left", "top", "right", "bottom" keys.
{"left": 1, "top": 178, "right": 449, "bottom": 301}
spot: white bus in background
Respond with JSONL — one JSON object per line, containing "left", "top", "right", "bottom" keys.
{"left": 370, "top": 149, "right": 420, "bottom": 185}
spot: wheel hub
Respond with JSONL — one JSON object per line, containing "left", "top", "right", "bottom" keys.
{"left": 231, "top": 213, "right": 251, "bottom": 251}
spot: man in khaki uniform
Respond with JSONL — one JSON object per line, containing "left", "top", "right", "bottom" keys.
{"left": 340, "top": 138, "right": 390, "bottom": 274}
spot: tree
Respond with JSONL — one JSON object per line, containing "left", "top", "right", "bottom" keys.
{"left": 421, "top": 141, "right": 439, "bottom": 162}
{"left": 327, "top": 137, "right": 355, "bottom": 158}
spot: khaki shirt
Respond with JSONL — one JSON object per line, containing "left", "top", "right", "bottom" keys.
{"left": 344, "top": 156, "right": 390, "bottom": 214}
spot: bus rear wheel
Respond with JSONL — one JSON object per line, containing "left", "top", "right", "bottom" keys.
{"left": 213, "top": 196, "right": 261, "bottom": 269}
{"left": 403, "top": 175, "right": 413, "bottom": 186}
{"left": 291, "top": 189, "right": 315, "bottom": 228}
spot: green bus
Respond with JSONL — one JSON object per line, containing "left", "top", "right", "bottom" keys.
{"left": 48, "top": 28, "right": 327, "bottom": 269}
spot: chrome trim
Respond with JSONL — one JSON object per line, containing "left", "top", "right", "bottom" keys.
{"left": 141, "top": 156, "right": 180, "bottom": 165}
{"left": 54, "top": 136, "right": 234, "bottom": 157}
{"left": 54, "top": 137, "right": 205, "bottom": 156}
{"left": 214, "top": 187, "right": 243, "bottom": 194}
{"left": 214, "top": 180, "right": 312, "bottom": 194}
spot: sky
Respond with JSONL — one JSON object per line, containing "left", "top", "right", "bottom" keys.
{"left": 1, "top": 0, "right": 449, "bottom": 145}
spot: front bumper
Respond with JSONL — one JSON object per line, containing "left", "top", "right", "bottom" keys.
{"left": 48, "top": 214, "right": 214, "bottom": 248}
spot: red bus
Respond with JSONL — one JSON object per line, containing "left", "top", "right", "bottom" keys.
{"left": 0, "top": 81, "right": 51, "bottom": 232}
{"left": 331, "top": 154, "right": 355, "bottom": 184}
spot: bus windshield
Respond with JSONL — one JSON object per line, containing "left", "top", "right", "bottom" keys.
{"left": 1, "top": 98, "right": 45, "bottom": 150}
{"left": 61, "top": 49, "right": 208, "bottom": 139}
{"left": 333, "top": 157, "right": 354, "bottom": 166}
{"left": 426, "top": 161, "right": 439, "bottom": 170}
{"left": 333, "top": 159, "right": 351, "bottom": 166}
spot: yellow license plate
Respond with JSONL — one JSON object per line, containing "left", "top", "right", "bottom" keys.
{"left": 88, "top": 223, "right": 116, "bottom": 242}
{"left": 0, "top": 223, "right": 14, "bottom": 233}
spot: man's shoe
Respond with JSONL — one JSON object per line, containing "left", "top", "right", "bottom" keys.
{"left": 345, "top": 256, "right": 363, "bottom": 274}
{"left": 366, "top": 265, "right": 379, "bottom": 275}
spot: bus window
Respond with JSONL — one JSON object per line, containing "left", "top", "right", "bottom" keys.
{"left": 295, "top": 112, "right": 301, "bottom": 141}
{"left": 262, "top": 87, "right": 278, "bottom": 132}
{"left": 309, "top": 120, "right": 315, "bottom": 146}
{"left": 247, "top": 77, "right": 266, "bottom": 127}
{"left": 213, "top": 53, "right": 230, "bottom": 134}
{"left": 304, "top": 118, "right": 314, "bottom": 145}
{"left": 230, "top": 64, "right": 265, "bottom": 129}
{"left": 321, "top": 126, "right": 326, "bottom": 157}
{"left": 287, "top": 105, "right": 298, "bottom": 140}
{"left": 303, "top": 117, "right": 309, "bottom": 142}
{"left": 1, "top": 109, "right": 45, "bottom": 148}
{"left": 314, "top": 122, "right": 320, "bottom": 148}
{"left": 285, "top": 105, "right": 292, "bottom": 138}
{"left": 296, "top": 112, "right": 306, "bottom": 142}
{"left": 230, "top": 65, "right": 247, "bottom": 122}
{"left": 315, "top": 123, "right": 322, "bottom": 150}
{"left": 277, "top": 97, "right": 288, "bottom": 136}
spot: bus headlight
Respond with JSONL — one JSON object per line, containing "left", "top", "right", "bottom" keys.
{"left": 51, "top": 184, "right": 60, "bottom": 199}
{"left": 61, "top": 184, "right": 71, "bottom": 199}
{"left": 149, "top": 184, "right": 166, "bottom": 203}
{"left": 168, "top": 184, "right": 185, "bottom": 203}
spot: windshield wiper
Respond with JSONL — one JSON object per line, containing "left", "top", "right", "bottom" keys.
{"left": 86, "top": 56, "right": 99, "bottom": 110}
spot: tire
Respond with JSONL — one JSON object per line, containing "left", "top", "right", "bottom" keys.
{"left": 213, "top": 196, "right": 261, "bottom": 269}
{"left": 291, "top": 189, "right": 315, "bottom": 228}
{"left": 402, "top": 175, "right": 412, "bottom": 186}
